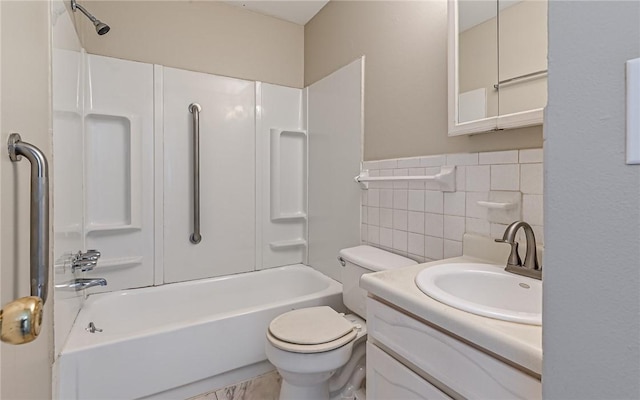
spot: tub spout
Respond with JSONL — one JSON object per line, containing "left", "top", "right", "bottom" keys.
{"left": 56, "top": 278, "right": 107, "bottom": 291}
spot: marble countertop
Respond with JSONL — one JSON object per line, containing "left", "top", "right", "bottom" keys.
{"left": 360, "top": 234, "right": 543, "bottom": 376}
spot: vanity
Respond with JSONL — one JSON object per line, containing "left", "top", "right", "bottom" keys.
{"left": 361, "top": 234, "right": 542, "bottom": 399}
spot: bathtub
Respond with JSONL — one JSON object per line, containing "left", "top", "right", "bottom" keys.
{"left": 56, "top": 265, "right": 344, "bottom": 399}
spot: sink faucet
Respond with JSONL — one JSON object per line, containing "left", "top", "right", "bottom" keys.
{"left": 495, "top": 221, "right": 542, "bottom": 280}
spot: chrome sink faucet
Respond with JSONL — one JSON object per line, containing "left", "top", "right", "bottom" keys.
{"left": 495, "top": 221, "right": 542, "bottom": 280}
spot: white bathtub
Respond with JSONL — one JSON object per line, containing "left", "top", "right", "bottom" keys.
{"left": 56, "top": 265, "right": 344, "bottom": 399}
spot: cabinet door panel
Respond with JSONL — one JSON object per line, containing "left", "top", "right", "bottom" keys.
{"left": 367, "top": 342, "right": 451, "bottom": 400}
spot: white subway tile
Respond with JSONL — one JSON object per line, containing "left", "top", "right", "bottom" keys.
{"left": 466, "top": 165, "right": 490, "bottom": 192}
{"left": 532, "top": 225, "right": 544, "bottom": 245}
{"left": 367, "top": 207, "right": 380, "bottom": 227}
{"left": 466, "top": 217, "right": 490, "bottom": 236}
{"left": 408, "top": 211, "right": 425, "bottom": 234}
{"left": 425, "top": 167, "right": 444, "bottom": 191}
{"left": 444, "top": 192, "right": 466, "bottom": 216}
{"left": 379, "top": 169, "right": 393, "bottom": 189}
{"left": 393, "top": 190, "right": 408, "bottom": 210}
{"left": 456, "top": 166, "right": 466, "bottom": 191}
{"left": 394, "top": 168, "right": 409, "bottom": 189}
{"left": 393, "top": 209, "right": 408, "bottom": 231}
{"left": 362, "top": 206, "right": 368, "bottom": 224}
{"left": 491, "top": 223, "right": 509, "bottom": 239}
{"left": 425, "top": 236, "right": 444, "bottom": 260}
{"left": 444, "top": 215, "right": 465, "bottom": 241}
{"left": 409, "top": 168, "right": 426, "bottom": 189}
{"left": 393, "top": 230, "right": 408, "bottom": 252}
{"left": 379, "top": 189, "right": 393, "bottom": 208}
{"left": 398, "top": 157, "right": 421, "bottom": 168}
{"left": 380, "top": 227, "right": 393, "bottom": 247}
{"left": 520, "top": 163, "right": 543, "bottom": 194}
{"left": 425, "top": 190, "right": 444, "bottom": 214}
{"left": 378, "top": 159, "right": 398, "bottom": 169}
{"left": 491, "top": 164, "right": 520, "bottom": 191}
{"left": 367, "top": 189, "right": 380, "bottom": 207}
{"left": 479, "top": 150, "right": 519, "bottom": 165}
{"left": 361, "top": 190, "right": 368, "bottom": 207}
{"left": 408, "top": 190, "right": 426, "bottom": 212}
{"left": 519, "top": 148, "right": 543, "bottom": 163}
{"left": 444, "top": 240, "right": 463, "bottom": 258}
{"left": 446, "top": 152, "right": 479, "bottom": 166}
{"left": 523, "top": 194, "right": 544, "bottom": 226}
{"left": 361, "top": 224, "right": 368, "bottom": 243}
{"left": 420, "top": 155, "right": 445, "bottom": 167}
{"left": 408, "top": 233, "right": 425, "bottom": 256}
{"left": 368, "top": 170, "right": 382, "bottom": 189}
{"left": 379, "top": 208, "right": 393, "bottom": 228}
{"left": 425, "top": 213, "right": 444, "bottom": 237}
{"left": 362, "top": 161, "right": 379, "bottom": 170}
{"left": 465, "top": 191, "right": 489, "bottom": 219}
{"left": 367, "top": 225, "right": 380, "bottom": 245}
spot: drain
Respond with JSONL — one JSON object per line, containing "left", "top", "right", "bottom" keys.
{"left": 519, "top": 283, "right": 531, "bottom": 289}
{"left": 86, "top": 322, "right": 103, "bottom": 333}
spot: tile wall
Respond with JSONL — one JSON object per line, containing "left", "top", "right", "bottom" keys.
{"left": 361, "top": 149, "right": 543, "bottom": 263}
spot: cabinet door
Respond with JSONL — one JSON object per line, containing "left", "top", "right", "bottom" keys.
{"left": 368, "top": 298, "right": 542, "bottom": 399}
{"left": 367, "top": 342, "right": 452, "bottom": 400}
{"left": 163, "top": 67, "right": 256, "bottom": 283}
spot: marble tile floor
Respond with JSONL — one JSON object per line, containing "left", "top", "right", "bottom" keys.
{"left": 189, "top": 371, "right": 282, "bottom": 400}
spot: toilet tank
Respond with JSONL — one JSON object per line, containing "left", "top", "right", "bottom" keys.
{"left": 339, "top": 245, "right": 418, "bottom": 319}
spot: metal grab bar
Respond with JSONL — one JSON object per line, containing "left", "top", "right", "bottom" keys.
{"left": 8, "top": 133, "right": 50, "bottom": 303}
{"left": 493, "top": 69, "right": 548, "bottom": 90}
{"left": 189, "top": 103, "right": 202, "bottom": 244}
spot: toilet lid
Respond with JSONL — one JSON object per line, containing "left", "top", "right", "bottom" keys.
{"left": 269, "top": 306, "right": 355, "bottom": 345}
{"left": 267, "top": 328, "right": 357, "bottom": 354}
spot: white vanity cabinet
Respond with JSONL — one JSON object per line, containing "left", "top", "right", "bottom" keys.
{"left": 366, "top": 298, "right": 541, "bottom": 399}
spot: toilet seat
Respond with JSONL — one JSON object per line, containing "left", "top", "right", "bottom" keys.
{"left": 267, "top": 306, "right": 357, "bottom": 354}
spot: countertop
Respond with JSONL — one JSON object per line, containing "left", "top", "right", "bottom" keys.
{"left": 360, "top": 234, "right": 543, "bottom": 376}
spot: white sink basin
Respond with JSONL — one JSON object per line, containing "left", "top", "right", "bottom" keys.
{"left": 415, "top": 263, "right": 542, "bottom": 325}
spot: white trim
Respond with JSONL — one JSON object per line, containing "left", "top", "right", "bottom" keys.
{"left": 153, "top": 64, "right": 164, "bottom": 285}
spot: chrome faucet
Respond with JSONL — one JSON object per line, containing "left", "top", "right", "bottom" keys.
{"left": 56, "top": 278, "right": 107, "bottom": 291}
{"left": 71, "top": 249, "right": 101, "bottom": 272}
{"left": 495, "top": 221, "right": 542, "bottom": 280}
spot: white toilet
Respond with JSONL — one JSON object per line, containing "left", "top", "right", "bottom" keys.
{"left": 265, "top": 245, "right": 417, "bottom": 400}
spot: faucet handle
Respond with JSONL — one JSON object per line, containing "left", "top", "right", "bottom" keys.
{"left": 495, "top": 238, "right": 522, "bottom": 268}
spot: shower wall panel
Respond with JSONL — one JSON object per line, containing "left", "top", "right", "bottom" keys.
{"left": 83, "top": 55, "right": 155, "bottom": 292}
{"left": 256, "top": 83, "right": 306, "bottom": 269}
{"left": 162, "top": 67, "right": 256, "bottom": 283}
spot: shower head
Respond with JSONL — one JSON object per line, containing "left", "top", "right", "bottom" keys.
{"left": 71, "top": 0, "right": 110, "bottom": 36}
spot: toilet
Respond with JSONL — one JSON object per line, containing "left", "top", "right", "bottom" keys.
{"left": 265, "top": 245, "right": 418, "bottom": 400}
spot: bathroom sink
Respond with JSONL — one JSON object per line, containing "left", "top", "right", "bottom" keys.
{"left": 415, "top": 263, "right": 542, "bottom": 325}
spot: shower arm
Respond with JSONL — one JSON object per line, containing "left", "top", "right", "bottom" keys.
{"left": 71, "top": 0, "right": 97, "bottom": 24}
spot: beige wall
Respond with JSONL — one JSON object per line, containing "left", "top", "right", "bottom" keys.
{"left": 305, "top": 1, "right": 543, "bottom": 161}
{"left": 74, "top": 1, "right": 304, "bottom": 88}
{"left": 1, "top": 1, "right": 53, "bottom": 399}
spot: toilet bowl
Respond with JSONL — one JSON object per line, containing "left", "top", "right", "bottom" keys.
{"left": 265, "top": 246, "right": 417, "bottom": 400}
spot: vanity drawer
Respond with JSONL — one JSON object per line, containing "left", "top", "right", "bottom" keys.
{"left": 367, "top": 342, "right": 452, "bottom": 399}
{"left": 367, "top": 298, "right": 541, "bottom": 399}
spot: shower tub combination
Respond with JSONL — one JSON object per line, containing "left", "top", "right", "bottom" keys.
{"left": 56, "top": 265, "right": 344, "bottom": 399}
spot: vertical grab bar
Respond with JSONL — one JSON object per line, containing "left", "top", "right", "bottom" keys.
{"left": 189, "top": 103, "right": 202, "bottom": 244}
{"left": 0, "top": 133, "right": 49, "bottom": 345}
{"left": 8, "top": 133, "right": 50, "bottom": 303}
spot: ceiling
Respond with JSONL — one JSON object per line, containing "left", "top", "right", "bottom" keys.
{"left": 222, "top": 0, "right": 330, "bottom": 25}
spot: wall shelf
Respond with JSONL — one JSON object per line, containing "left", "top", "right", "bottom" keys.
{"left": 269, "top": 238, "right": 307, "bottom": 250}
